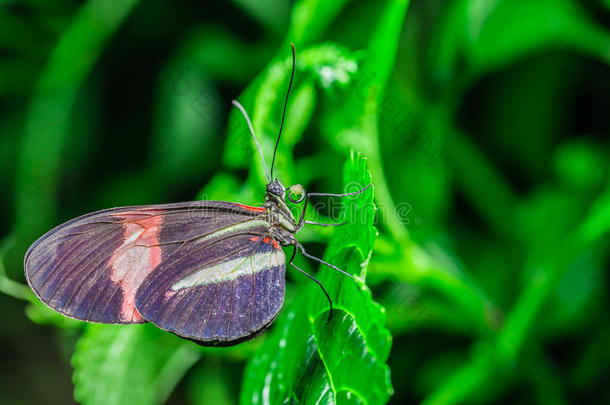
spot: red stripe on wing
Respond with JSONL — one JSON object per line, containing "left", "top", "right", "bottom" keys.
{"left": 235, "top": 203, "right": 266, "bottom": 213}
{"left": 110, "top": 211, "right": 163, "bottom": 322}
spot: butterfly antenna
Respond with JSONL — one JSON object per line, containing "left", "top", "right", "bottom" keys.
{"left": 232, "top": 100, "right": 271, "bottom": 182}
{"left": 270, "top": 42, "right": 296, "bottom": 180}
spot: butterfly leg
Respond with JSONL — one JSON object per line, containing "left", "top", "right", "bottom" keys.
{"left": 295, "top": 242, "right": 355, "bottom": 280}
{"left": 288, "top": 245, "right": 333, "bottom": 322}
{"left": 303, "top": 220, "right": 348, "bottom": 227}
{"left": 295, "top": 184, "right": 372, "bottom": 231}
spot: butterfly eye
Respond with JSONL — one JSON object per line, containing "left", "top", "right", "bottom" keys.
{"left": 288, "top": 184, "right": 306, "bottom": 203}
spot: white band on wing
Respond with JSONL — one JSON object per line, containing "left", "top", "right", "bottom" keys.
{"left": 171, "top": 249, "right": 284, "bottom": 290}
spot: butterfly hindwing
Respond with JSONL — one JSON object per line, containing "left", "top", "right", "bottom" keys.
{"left": 24, "top": 201, "right": 272, "bottom": 328}
{"left": 135, "top": 234, "right": 285, "bottom": 345}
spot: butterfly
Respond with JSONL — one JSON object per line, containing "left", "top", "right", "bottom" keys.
{"left": 23, "top": 44, "right": 369, "bottom": 346}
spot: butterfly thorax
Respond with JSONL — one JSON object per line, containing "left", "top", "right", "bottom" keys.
{"left": 264, "top": 181, "right": 299, "bottom": 246}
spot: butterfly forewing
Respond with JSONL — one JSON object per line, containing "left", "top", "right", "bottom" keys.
{"left": 24, "top": 201, "right": 284, "bottom": 342}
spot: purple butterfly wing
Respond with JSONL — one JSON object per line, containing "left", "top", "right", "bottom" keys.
{"left": 135, "top": 232, "right": 285, "bottom": 345}
{"left": 24, "top": 201, "right": 271, "bottom": 326}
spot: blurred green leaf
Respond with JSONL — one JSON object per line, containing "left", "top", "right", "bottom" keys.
{"left": 188, "top": 361, "right": 236, "bottom": 405}
{"left": 544, "top": 251, "right": 603, "bottom": 336}
{"left": 180, "top": 26, "right": 274, "bottom": 83}
{"left": 466, "top": 0, "right": 610, "bottom": 71}
{"left": 14, "top": 0, "right": 140, "bottom": 252}
{"left": 241, "top": 153, "right": 393, "bottom": 404}
{"left": 25, "top": 299, "right": 83, "bottom": 329}
{"left": 230, "top": 0, "right": 290, "bottom": 33}
{"left": 428, "top": 0, "right": 610, "bottom": 87}
{"left": 422, "top": 184, "right": 610, "bottom": 405}
{"left": 72, "top": 324, "right": 200, "bottom": 405}
{"left": 513, "top": 189, "right": 581, "bottom": 252}
{"left": 289, "top": 0, "right": 352, "bottom": 45}
{"left": 198, "top": 172, "right": 250, "bottom": 202}
{"left": 554, "top": 140, "right": 607, "bottom": 193}
{"left": 149, "top": 56, "right": 221, "bottom": 187}
{"left": 0, "top": 236, "right": 31, "bottom": 301}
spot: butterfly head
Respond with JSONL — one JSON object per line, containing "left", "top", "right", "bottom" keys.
{"left": 266, "top": 180, "right": 286, "bottom": 198}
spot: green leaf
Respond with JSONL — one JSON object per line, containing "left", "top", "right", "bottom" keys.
{"left": 241, "top": 153, "right": 393, "bottom": 404}
{"left": 72, "top": 324, "right": 200, "bottom": 405}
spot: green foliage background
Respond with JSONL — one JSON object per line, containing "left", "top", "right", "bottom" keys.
{"left": 1, "top": 0, "right": 609, "bottom": 404}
